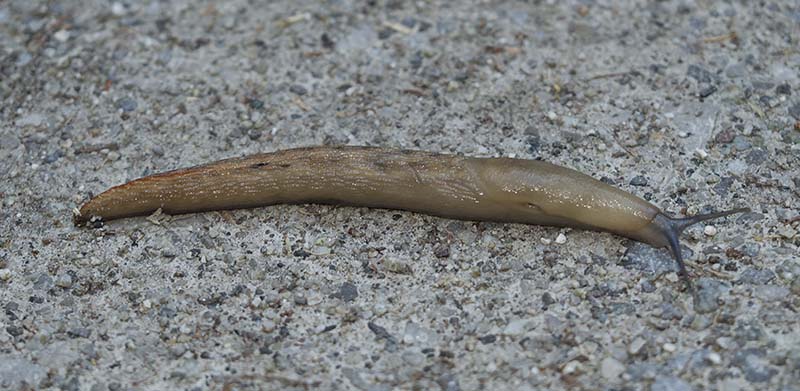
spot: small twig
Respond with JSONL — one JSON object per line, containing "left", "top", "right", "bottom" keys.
{"left": 382, "top": 21, "right": 414, "bottom": 35}
{"left": 685, "top": 260, "right": 733, "bottom": 279}
{"left": 702, "top": 32, "right": 737, "bottom": 43}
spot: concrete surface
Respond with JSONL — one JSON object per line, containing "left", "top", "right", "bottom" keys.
{"left": 1, "top": 0, "right": 799, "bottom": 390}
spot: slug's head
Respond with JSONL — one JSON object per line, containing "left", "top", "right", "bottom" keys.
{"left": 647, "top": 208, "right": 750, "bottom": 281}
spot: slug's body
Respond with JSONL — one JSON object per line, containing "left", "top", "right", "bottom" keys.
{"left": 76, "top": 146, "right": 746, "bottom": 278}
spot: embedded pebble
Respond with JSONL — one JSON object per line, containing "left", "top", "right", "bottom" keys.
{"left": 555, "top": 233, "right": 567, "bottom": 244}
{"left": 703, "top": 225, "right": 717, "bottom": 236}
{"left": 55, "top": 273, "right": 73, "bottom": 288}
{"left": 600, "top": 357, "right": 625, "bottom": 380}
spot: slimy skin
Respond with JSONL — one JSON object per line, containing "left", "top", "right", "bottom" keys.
{"left": 75, "top": 146, "right": 747, "bottom": 278}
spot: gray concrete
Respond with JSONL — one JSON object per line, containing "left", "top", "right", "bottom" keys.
{"left": 1, "top": 0, "right": 799, "bottom": 390}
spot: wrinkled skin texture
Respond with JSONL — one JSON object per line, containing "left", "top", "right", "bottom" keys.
{"left": 76, "top": 146, "right": 663, "bottom": 244}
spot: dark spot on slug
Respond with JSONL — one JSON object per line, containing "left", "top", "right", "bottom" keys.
{"left": 278, "top": 163, "right": 291, "bottom": 168}
{"left": 250, "top": 162, "right": 270, "bottom": 169}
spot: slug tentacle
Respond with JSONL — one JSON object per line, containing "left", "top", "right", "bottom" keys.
{"left": 651, "top": 208, "right": 750, "bottom": 280}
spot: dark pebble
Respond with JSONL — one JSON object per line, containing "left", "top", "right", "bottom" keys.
{"left": 433, "top": 244, "right": 450, "bottom": 258}
{"left": 320, "top": 33, "right": 334, "bottom": 49}
{"left": 699, "top": 85, "right": 717, "bottom": 99}
{"left": 541, "top": 292, "right": 556, "bottom": 306}
{"left": 640, "top": 280, "right": 656, "bottom": 293}
{"left": 629, "top": 175, "right": 648, "bottom": 186}
{"left": 744, "top": 148, "right": 767, "bottom": 165}
{"left": 478, "top": 334, "right": 496, "bottom": 344}
{"left": 247, "top": 129, "right": 262, "bottom": 141}
{"left": 367, "top": 321, "right": 395, "bottom": 342}
{"left": 44, "top": 150, "right": 63, "bottom": 163}
{"left": 409, "top": 51, "right": 423, "bottom": 69}
{"left": 67, "top": 327, "right": 91, "bottom": 338}
{"left": 289, "top": 84, "right": 307, "bottom": 95}
{"left": 775, "top": 83, "right": 791, "bottom": 95}
{"left": 332, "top": 282, "right": 358, "bottom": 302}
{"left": 247, "top": 98, "right": 264, "bottom": 110}
{"left": 713, "top": 177, "right": 734, "bottom": 196}
{"left": 159, "top": 305, "right": 177, "bottom": 318}
{"left": 6, "top": 325, "right": 23, "bottom": 337}
{"left": 714, "top": 128, "right": 735, "bottom": 144}
{"left": 117, "top": 97, "right": 138, "bottom": 112}
{"left": 378, "top": 28, "right": 394, "bottom": 40}
{"left": 687, "top": 64, "right": 714, "bottom": 84}
{"left": 623, "top": 242, "right": 687, "bottom": 275}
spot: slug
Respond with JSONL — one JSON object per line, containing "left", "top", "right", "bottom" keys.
{"left": 75, "top": 146, "right": 747, "bottom": 279}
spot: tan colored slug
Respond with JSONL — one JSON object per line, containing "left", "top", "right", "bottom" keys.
{"left": 75, "top": 146, "right": 747, "bottom": 278}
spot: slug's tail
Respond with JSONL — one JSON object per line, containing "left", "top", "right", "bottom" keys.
{"left": 652, "top": 208, "right": 750, "bottom": 280}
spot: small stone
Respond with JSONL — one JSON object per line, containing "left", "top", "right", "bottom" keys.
{"left": 742, "top": 149, "right": 766, "bottom": 166}
{"left": 694, "top": 148, "right": 708, "bottom": 159}
{"left": 687, "top": 64, "right": 714, "bottom": 83}
{"left": 332, "top": 282, "right": 358, "bottom": 302}
{"left": 600, "top": 357, "right": 625, "bottom": 380}
{"left": 562, "top": 360, "right": 581, "bottom": 374}
{"left": 289, "top": 85, "right": 307, "bottom": 95}
{"left": 55, "top": 273, "right": 73, "bottom": 288}
{"left": 699, "top": 85, "right": 717, "bottom": 98}
{"left": 732, "top": 136, "right": 751, "bottom": 151}
{"left": 555, "top": 233, "right": 567, "bottom": 244}
{"left": 54, "top": 29, "right": 70, "bottom": 42}
{"left": 628, "top": 337, "right": 647, "bottom": 355}
{"left": 663, "top": 343, "right": 676, "bottom": 352}
{"left": 111, "top": 2, "right": 126, "bottom": 16}
{"left": 67, "top": 327, "right": 91, "bottom": 338}
{"left": 433, "top": 244, "right": 450, "bottom": 258}
{"left": 693, "top": 278, "right": 728, "bottom": 313}
{"left": 629, "top": 176, "right": 648, "bottom": 186}
{"left": 546, "top": 111, "right": 558, "bottom": 121}
{"left": 117, "top": 97, "right": 138, "bottom": 112}
{"left": 0, "top": 269, "right": 11, "bottom": 281}
{"left": 703, "top": 225, "right": 717, "bottom": 236}
{"left": 706, "top": 352, "right": 722, "bottom": 365}
{"left": 541, "top": 292, "right": 556, "bottom": 306}
{"left": 775, "top": 84, "right": 791, "bottom": 95}
{"left": 6, "top": 325, "right": 23, "bottom": 337}
{"left": 293, "top": 294, "right": 308, "bottom": 306}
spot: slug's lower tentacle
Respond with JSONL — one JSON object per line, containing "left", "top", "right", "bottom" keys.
{"left": 650, "top": 208, "right": 751, "bottom": 281}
